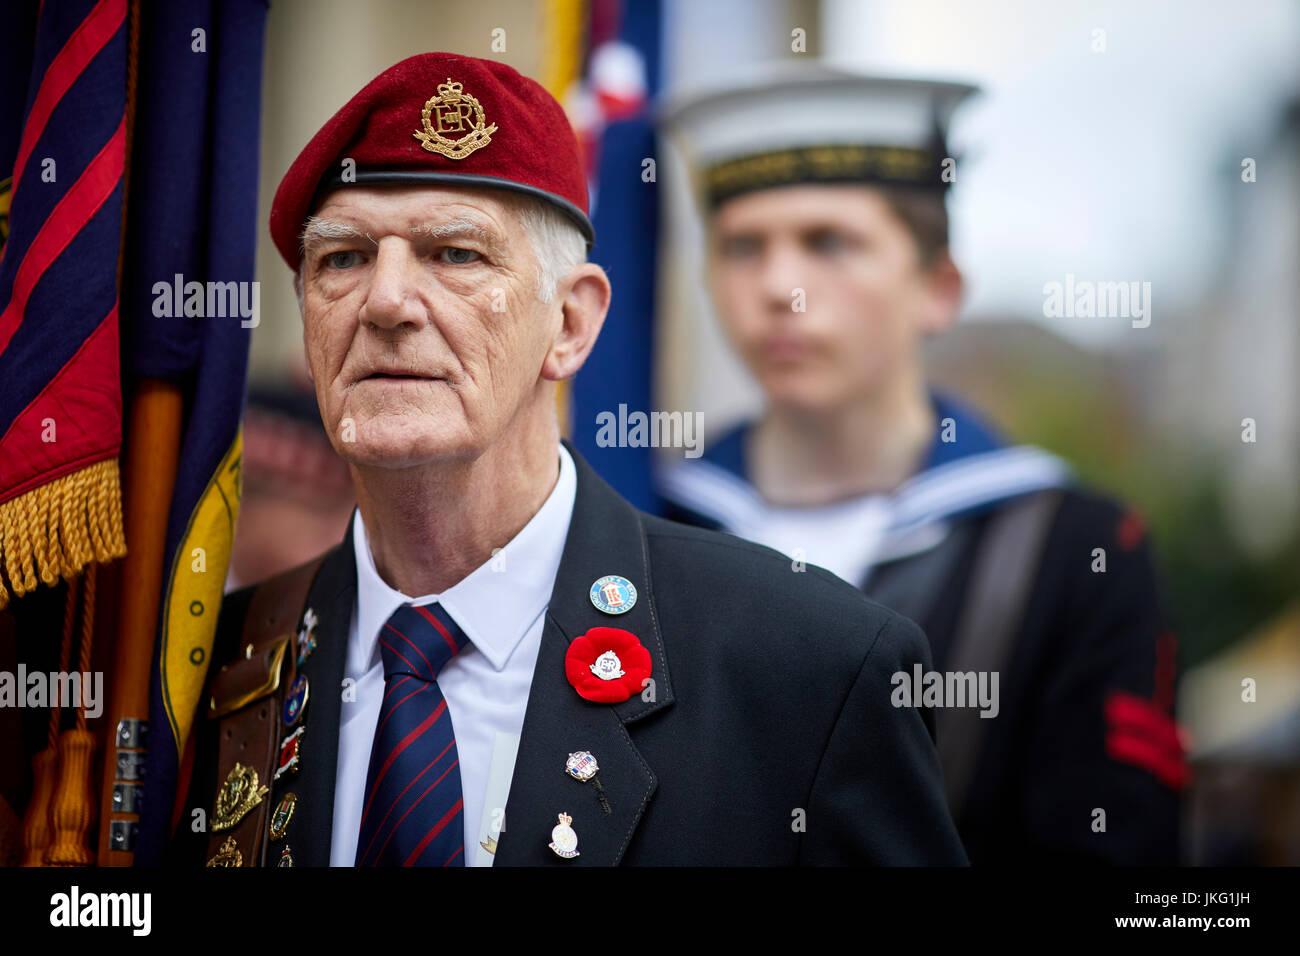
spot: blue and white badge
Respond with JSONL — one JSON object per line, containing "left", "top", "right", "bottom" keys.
{"left": 589, "top": 575, "right": 637, "bottom": 615}
{"left": 283, "top": 675, "right": 309, "bottom": 728}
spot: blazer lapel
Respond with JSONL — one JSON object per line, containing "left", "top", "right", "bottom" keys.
{"left": 282, "top": 517, "right": 356, "bottom": 867}
{"left": 494, "top": 442, "right": 674, "bottom": 865}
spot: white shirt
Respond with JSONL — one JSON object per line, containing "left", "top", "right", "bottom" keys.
{"left": 330, "top": 443, "right": 577, "bottom": 866}
{"left": 729, "top": 493, "right": 893, "bottom": 588}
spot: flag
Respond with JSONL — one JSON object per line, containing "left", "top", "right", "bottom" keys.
{"left": 0, "top": 0, "right": 129, "bottom": 608}
{"left": 569, "top": 0, "right": 663, "bottom": 512}
{"left": 125, "top": 0, "right": 269, "bottom": 866}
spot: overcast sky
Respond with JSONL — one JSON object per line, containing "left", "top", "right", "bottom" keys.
{"left": 667, "top": 0, "right": 1300, "bottom": 347}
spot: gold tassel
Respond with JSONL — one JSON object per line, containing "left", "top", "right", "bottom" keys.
{"left": 0, "top": 457, "right": 126, "bottom": 609}
{"left": 20, "top": 749, "right": 58, "bottom": 867}
{"left": 46, "top": 565, "right": 99, "bottom": 865}
{"left": 45, "top": 729, "right": 97, "bottom": 866}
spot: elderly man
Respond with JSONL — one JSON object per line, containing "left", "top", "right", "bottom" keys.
{"left": 169, "top": 52, "right": 966, "bottom": 867}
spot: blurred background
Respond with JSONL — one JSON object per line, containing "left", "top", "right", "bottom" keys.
{"left": 244, "top": 0, "right": 1300, "bottom": 864}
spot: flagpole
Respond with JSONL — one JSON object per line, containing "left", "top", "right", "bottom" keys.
{"left": 94, "top": 0, "right": 180, "bottom": 867}
{"left": 95, "top": 381, "right": 181, "bottom": 865}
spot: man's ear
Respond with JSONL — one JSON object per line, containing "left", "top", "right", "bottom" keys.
{"left": 541, "top": 263, "right": 611, "bottom": 381}
{"left": 918, "top": 251, "right": 963, "bottom": 336}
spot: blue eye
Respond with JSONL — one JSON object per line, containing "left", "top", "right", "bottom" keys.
{"left": 441, "top": 247, "right": 482, "bottom": 264}
{"left": 325, "top": 250, "right": 362, "bottom": 269}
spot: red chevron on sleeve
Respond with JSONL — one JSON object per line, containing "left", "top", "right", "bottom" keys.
{"left": 1105, "top": 690, "right": 1190, "bottom": 791}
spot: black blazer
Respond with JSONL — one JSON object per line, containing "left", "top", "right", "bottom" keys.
{"left": 173, "top": 442, "right": 967, "bottom": 866}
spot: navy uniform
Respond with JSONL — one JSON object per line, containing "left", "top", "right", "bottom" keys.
{"left": 657, "top": 68, "right": 1187, "bottom": 865}
{"left": 168, "top": 53, "right": 967, "bottom": 867}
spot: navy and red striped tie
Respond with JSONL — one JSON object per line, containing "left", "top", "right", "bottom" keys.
{"left": 355, "top": 602, "right": 470, "bottom": 867}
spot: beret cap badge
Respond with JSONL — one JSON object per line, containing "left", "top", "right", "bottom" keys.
{"left": 413, "top": 77, "right": 497, "bottom": 160}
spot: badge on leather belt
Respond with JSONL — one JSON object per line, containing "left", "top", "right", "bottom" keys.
{"left": 212, "top": 762, "right": 270, "bottom": 832}
{"left": 206, "top": 836, "right": 243, "bottom": 867}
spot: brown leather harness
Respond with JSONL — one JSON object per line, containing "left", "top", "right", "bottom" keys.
{"left": 203, "top": 555, "right": 325, "bottom": 866}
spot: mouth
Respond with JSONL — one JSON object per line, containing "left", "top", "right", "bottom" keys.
{"left": 358, "top": 370, "right": 443, "bottom": 383}
{"left": 758, "top": 338, "right": 812, "bottom": 362}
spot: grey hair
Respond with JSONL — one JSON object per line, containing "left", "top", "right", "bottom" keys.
{"left": 294, "top": 193, "right": 587, "bottom": 311}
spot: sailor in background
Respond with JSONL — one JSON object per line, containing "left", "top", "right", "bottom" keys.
{"left": 657, "top": 66, "right": 1187, "bottom": 864}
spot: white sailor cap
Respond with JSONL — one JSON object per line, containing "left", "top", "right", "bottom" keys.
{"left": 659, "top": 63, "right": 979, "bottom": 210}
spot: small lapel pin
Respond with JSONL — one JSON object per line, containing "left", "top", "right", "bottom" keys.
{"left": 269, "top": 792, "right": 297, "bottom": 841}
{"left": 297, "top": 608, "right": 318, "bottom": 666}
{"left": 479, "top": 836, "right": 498, "bottom": 855}
{"left": 566, "top": 628, "right": 652, "bottom": 703}
{"left": 549, "top": 812, "right": 580, "bottom": 859}
{"left": 566, "top": 751, "right": 612, "bottom": 814}
{"left": 275, "top": 726, "right": 304, "bottom": 781}
{"left": 589, "top": 575, "right": 636, "bottom": 615}
{"left": 283, "top": 674, "right": 309, "bottom": 727}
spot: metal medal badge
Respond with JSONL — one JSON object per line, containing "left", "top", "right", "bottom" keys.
{"left": 589, "top": 575, "right": 636, "bottom": 615}
{"left": 275, "top": 726, "right": 304, "bottom": 781}
{"left": 413, "top": 78, "right": 497, "bottom": 160}
{"left": 566, "top": 751, "right": 611, "bottom": 814}
{"left": 548, "top": 812, "right": 580, "bottom": 860}
{"left": 212, "top": 762, "right": 269, "bottom": 832}
{"left": 296, "top": 607, "right": 318, "bottom": 667}
{"left": 269, "top": 793, "right": 297, "bottom": 842}
{"left": 206, "top": 836, "right": 242, "bottom": 867}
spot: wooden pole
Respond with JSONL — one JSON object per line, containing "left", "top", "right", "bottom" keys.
{"left": 96, "top": 380, "right": 182, "bottom": 865}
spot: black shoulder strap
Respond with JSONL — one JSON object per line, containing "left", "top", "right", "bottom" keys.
{"left": 935, "top": 489, "right": 1065, "bottom": 822}
{"left": 861, "top": 520, "right": 980, "bottom": 628}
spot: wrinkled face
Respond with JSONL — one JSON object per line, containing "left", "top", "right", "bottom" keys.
{"left": 299, "top": 185, "right": 557, "bottom": 468}
{"left": 707, "top": 184, "right": 955, "bottom": 413}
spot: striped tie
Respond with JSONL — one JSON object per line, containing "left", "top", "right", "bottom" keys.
{"left": 355, "top": 602, "right": 470, "bottom": 867}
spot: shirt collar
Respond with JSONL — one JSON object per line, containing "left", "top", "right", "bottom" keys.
{"left": 699, "top": 389, "right": 1007, "bottom": 481}
{"left": 351, "top": 443, "right": 577, "bottom": 672}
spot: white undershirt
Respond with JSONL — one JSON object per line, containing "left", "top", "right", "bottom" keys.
{"left": 728, "top": 492, "right": 893, "bottom": 588}
{"left": 330, "top": 444, "right": 577, "bottom": 866}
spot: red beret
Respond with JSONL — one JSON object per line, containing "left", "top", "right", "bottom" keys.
{"left": 269, "top": 52, "right": 593, "bottom": 270}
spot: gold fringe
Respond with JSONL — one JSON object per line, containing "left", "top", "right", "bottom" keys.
{"left": 0, "top": 458, "right": 126, "bottom": 609}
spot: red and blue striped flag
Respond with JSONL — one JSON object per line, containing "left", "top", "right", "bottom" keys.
{"left": 0, "top": 0, "right": 130, "bottom": 606}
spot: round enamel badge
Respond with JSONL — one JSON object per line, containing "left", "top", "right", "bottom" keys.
{"left": 589, "top": 575, "right": 637, "bottom": 615}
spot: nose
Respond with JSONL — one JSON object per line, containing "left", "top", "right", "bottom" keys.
{"left": 757, "top": 239, "right": 806, "bottom": 316}
{"left": 357, "top": 238, "right": 427, "bottom": 332}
